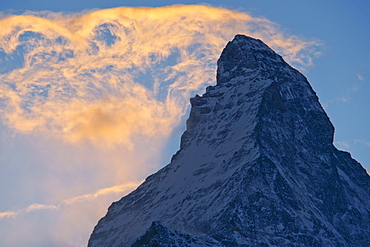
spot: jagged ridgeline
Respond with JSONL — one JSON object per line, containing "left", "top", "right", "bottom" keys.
{"left": 88, "top": 35, "right": 370, "bottom": 247}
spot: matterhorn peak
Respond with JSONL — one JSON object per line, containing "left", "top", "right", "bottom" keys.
{"left": 217, "top": 34, "right": 286, "bottom": 85}
{"left": 88, "top": 35, "right": 370, "bottom": 247}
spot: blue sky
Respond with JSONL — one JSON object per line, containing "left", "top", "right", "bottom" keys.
{"left": 0, "top": 1, "right": 369, "bottom": 246}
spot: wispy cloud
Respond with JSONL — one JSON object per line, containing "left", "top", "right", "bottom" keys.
{"left": 355, "top": 139, "right": 370, "bottom": 147}
{"left": 26, "top": 203, "right": 58, "bottom": 213}
{"left": 336, "top": 96, "right": 349, "bottom": 103}
{"left": 0, "top": 181, "right": 141, "bottom": 220}
{"left": 0, "top": 181, "right": 141, "bottom": 247}
{"left": 61, "top": 182, "right": 140, "bottom": 205}
{"left": 0, "top": 5, "right": 320, "bottom": 148}
{"left": 0, "top": 211, "right": 17, "bottom": 219}
{"left": 357, "top": 74, "right": 364, "bottom": 81}
{"left": 337, "top": 87, "right": 358, "bottom": 102}
{"left": 335, "top": 139, "right": 370, "bottom": 151}
{"left": 334, "top": 140, "right": 350, "bottom": 150}
{"left": 323, "top": 86, "right": 359, "bottom": 108}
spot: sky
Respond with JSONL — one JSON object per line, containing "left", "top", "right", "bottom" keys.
{"left": 0, "top": 1, "right": 369, "bottom": 246}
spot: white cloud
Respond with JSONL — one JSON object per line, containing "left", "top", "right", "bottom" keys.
{"left": 355, "top": 139, "right": 370, "bottom": 147}
{"left": 336, "top": 96, "right": 349, "bottom": 103}
{"left": 357, "top": 74, "right": 364, "bottom": 81}
{"left": 334, "top": 140, "right": 350, "bottom": 150}
{"left": 324, "top": 86, "right": 359, "bottom": 107}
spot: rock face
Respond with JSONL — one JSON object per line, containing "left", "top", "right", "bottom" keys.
{"left": 88, "top": 35, "right": 370, "bottom": 247}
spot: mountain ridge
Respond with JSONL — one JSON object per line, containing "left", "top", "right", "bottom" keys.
{"left": 88, "top": 34, "right": 370, "bottom": 247}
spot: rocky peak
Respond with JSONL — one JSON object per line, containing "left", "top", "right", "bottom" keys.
{"left": 217, "top": 34, "right": 286, "bottom": 85}
{"left": 88, "top": 35, "right": 370, "bottom": 247}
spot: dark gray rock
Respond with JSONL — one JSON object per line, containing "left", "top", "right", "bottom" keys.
{"left": 132, "top": 221, "right": 222, "bottom": 247}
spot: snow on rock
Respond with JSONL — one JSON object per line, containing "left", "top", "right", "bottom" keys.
{"left": 88, "top": 35, "right": 370, "bottom": 247}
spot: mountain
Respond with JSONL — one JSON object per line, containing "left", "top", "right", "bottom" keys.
{"left": 88, "top": 35, "right": 370, "bottom": 247}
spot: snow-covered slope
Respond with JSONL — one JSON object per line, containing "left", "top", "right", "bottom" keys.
{"left": 88, "top": 35, "right": 370, "bottom": 247}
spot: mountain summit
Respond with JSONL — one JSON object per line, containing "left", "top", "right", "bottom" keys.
{"left": 88, "top": 35, "right": 370, "bottom": 247}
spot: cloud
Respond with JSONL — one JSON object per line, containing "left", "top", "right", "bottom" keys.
{"left": 26, "top": 203, "right": 58, "bottom": 213}
{"left": 323, "top": 86, "right": 359, "bottom": 108}
{"left": 61, "top": 182, "right": 141, "bottom": 205}
{"left": 335, "top": 139, "right": 370, "bottom": 151}
{"left": 336, "top": 96, "right": 349, "bottom": 103}
{"left": 334, "top": 140, "right": 350, "bottom": 150}
{"left": 355, "top": 139, "right": 370, "bottom": 147}
{"left": 0, "top": 181, "right": 141, "bottom": 247}
{"left": 63, "top": 95, "right": 174, "bottom": 148}
{"left": 336, "top": 87, "right": 358, "bottom": 103}
{"left": 0, "top": 181, "right": 141, "bottom": 220}
{"left": 0, "top": 211, "right": 17, "bottom": 219}
{"left": 0, "top": 5, "right": 320, "bottom": 148}
{"left": 357, "top": 74, "right": 364, "bottom": 81}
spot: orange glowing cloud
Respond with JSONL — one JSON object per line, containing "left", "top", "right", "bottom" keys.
{"left": 0, "top": 211, "right": 17, "bottom": 219}
{"left": 0, "top": 5, "right": 320, "bottom": 148}
{"left": 61, "top": 181, "right": 141, "bottom": 205}
{"left": 0, "top": 181, "right": 141, "bottom": 220}
{"left": 26, "top": 203, "right": 58, "bottom": 213}
{"left": 0, "top": 181, "right": 141, "bottom": 246}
